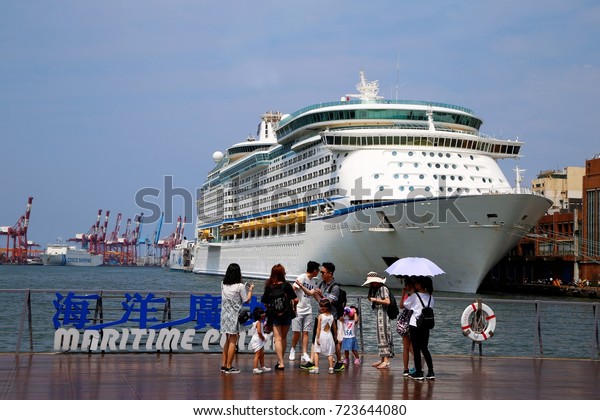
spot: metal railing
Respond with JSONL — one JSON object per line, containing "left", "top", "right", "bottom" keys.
{"left": 2, "top": 289, "right": 599, "bottom": 360}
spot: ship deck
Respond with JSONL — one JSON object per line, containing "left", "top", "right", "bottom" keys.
{"left": 1, "top": 352, "right": 598, "bottom": 400}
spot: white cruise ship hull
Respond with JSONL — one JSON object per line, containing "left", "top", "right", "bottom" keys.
{"left": 193, "top": 193, "right": 551, "bottom": 293}
{"left": 41, "top": 250, "right": 103, "bottom": 267}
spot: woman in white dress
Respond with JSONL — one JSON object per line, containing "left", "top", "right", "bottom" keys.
{"left": 220, "top": 263, "right": 254, "bottom": 374}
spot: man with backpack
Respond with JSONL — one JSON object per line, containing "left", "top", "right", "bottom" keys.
{"left": 295, "top": 262, "right": 345, "bottom": 372}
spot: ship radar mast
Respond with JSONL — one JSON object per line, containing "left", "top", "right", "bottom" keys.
{"left": 343, "top": 70, "right": 384, "bottom": 101}
{"left": 514, "top": 165, "right": 525, "bottom": 194}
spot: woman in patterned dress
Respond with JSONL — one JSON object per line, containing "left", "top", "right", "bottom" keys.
{"left": 220, "top": 263, "right": 254, "bottom": 374}
{"left": 364, "top": 271, "right": 394, "bottom": 369}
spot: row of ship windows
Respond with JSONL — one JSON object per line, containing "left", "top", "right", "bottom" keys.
{"left": 375, "top": 173, "right": 497, "bottom": 184}
{"left": 224, "top": 189, "right": 342, "bottom": 216}
{"left": 323, "top": 135, "right": 519, "bottom": 155}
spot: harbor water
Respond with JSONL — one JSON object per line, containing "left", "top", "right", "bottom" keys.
{"left": 0, "top": 264, "right": 598, "bottom": 359}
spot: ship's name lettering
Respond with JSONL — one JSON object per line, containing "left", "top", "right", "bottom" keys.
{"left": 324, "top": 222, "right": 348, "bottom": 231}
{"left": 67, "top": 257, "right": 92, "bottom": 263}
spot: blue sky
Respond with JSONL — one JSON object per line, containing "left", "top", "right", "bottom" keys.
{"left": 1, "top": 0, "right": 599, "bottom": 249}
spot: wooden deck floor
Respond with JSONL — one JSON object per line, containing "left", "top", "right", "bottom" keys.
{"left": 1, "top": 352, "right": 599, "bottom": 400}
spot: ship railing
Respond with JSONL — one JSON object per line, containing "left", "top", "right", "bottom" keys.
{"left": 2, "top": 289, "right": 599, "bottom": 360}
{"left": 279, "top": 99, "right": 474, "bottom": 126}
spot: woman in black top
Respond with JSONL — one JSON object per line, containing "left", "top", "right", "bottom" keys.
{"left": 261, "top": 264, "right": 297, "bottom": 370}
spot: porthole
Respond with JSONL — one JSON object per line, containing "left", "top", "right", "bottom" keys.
{"left": 425, "top": 186, "right": 431, "bottom": 192}
{"left": 399, "top": 186, "right": 405, "bottom": 191}
{"left": 392, "top": 151, "right": 398, "bottom": 156}
{"left": 409, "top": 186, "right": 415, "bottom": 191}
{"left": 374, "top": 174, "right": 380, "bottom": 179}
{"left": 470, "top": 155, "right": 474, "bottom": 160}
{"left": 394, "top": 174, "right": 399, "bottom": 179}
{"left": 444, "top": 164, "right": 449, "bottom": 169}
{"left": 398, "top": 163, "right": 403, "bottom": 168}
{"left": 429, "top": 152, "right": 435, "bottom": 157}
{"left": 403, "top": 174, "right": 409, "bottom": 179}
{"left": 427, "top": 163, "right": 432, "bottom": 168}
{"left": 421, "top": 151, "right": 426, "bottom": 156}
{"left": 459, "top": 176, "right": 463, "bottom": 181}
{"left": 452, "top": 164, "right": 457, "bottom": 169}
{"left": 419, "top": 174, "right": 425, "bottom": 179}
{"left": 433, "top": 175, "right": 438, "bottom": 179}
{"left": 446, "top": 153, "right": 451, "bottom": 158}
{"left": 447, "top": 187, "right": 453, "bottom": 192}
{"left": 450, "top": 175, "right": 455, "bottom": 180}
{"left": 414, "top": 163, "right": 419, "bottom": 168}
{"left": 435, "top": 163, "right": 440, "bottom": 168}
{"left": 408, "top": 151, "right": 414, "bottom": 156}
{"left": 378, "top": 186, "right": 385, "bottom": 191}
{"left": 441, "top": 175, "right": 446, "bottom": 180}
{"left": 476, "top": 167, "right": 480, "bottom": 171}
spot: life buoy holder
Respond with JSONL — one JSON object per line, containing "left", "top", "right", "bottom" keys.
{"left": 461, "top": 302, "right": 496, "bottom": 342}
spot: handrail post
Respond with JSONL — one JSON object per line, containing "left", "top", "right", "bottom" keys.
{"left": 534, "top": 300, "right": 544, "bottom": 357}
{"left": 593, "top": 303, "right": 599, "bottom": 361}
{"left": 357, "top": 296, "right": 365, "bottom": 361}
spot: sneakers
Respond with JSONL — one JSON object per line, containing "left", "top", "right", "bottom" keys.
{"left": 300, "top": 362, "right": 315, "bottom": 370}
{"left": 426, "top": 372, "right": 435, "bottom": 380}
{"left": 224, "top": 367, "right": 241, "bottom": 374}
{"left": 221, "top": 366, "right": 227, "bottom": 373}
{"left": 289, "top": 348, "right": 296, "bottom": 361}
{"left": 328, "top": 367, "right": 334, "bottom": 374}
{"left": 409, "top": 371, "right": 425, "bottom": 380}
{"left": 261, "top": 367, "right": 272, "bottom": 373}
{"left": 253, "top": 368, "right": 263, "bottom": 374}
{"left": 343, "top": 358, "right": 349, "bottom": 364}
{"left": 403, "top": 367, "right": 416, "bottom": 377}
{"left": 301, "top": 353, "right": 311, "bottom": 363}
{"left": 403, "top": 369, "right": 410, "bottom": 377}
{"left": 333, "top": 361, "right": 345, "bottom": 372}
{"left": 309, "top": 368, "right": 319, "bottom": 374}
{"left": 354, "top": 358, "right": 361, "bottom": 365}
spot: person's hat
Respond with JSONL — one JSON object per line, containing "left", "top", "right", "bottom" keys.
{"left": 362, "top": 271, "right": 387, "bottom": 286}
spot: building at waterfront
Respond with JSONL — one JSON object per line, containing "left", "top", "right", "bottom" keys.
{"left": 483, "top": 156, "right": 600, "bottom": 290}
{"left": 531, "top": 166, "right": 584, "bottom": 214}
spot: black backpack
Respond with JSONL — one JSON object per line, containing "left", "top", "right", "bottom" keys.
{"left": 386, "top": 287, "right": 400, "bottom": 320}
{"left": 326, "top": 282, "right": 346, "bottom": 319}
{"left": 416, "top": 293, "right": 435, "bottom": 329}
{"left": 268, "top": 284, "right": 290, "bottom": 316}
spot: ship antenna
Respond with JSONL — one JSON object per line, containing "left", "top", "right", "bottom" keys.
{"left": 395, "top": 57, "right": 399, "bottom": 100}
{"left": 514, "top": 165, "right": 525, "bottom": 194}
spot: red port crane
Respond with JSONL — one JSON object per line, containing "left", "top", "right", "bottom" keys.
{"left": 0, "top": 196, "right": 33, "bottom": 264}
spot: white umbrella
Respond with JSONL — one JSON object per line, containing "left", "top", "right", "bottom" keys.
{"left": 385, "top": 257, "right": 445, "bottom": 277}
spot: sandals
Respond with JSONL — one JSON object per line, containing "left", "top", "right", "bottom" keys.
{"left": 377, "top": 362, "right": 390, "bottom": 369}
{"left": 371, "top": 361, "right": 383, "bottom": 367}
{"left": 275, "top": 362, "right": 285, "bottom": 370}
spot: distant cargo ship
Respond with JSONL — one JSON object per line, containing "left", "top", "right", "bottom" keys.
{"left": 40, "top": 244, "right": 103, "bottom": 267}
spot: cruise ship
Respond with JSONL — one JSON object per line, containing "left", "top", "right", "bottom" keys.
{"left": 192, "top": 71, "right": 552, "bottom": 293}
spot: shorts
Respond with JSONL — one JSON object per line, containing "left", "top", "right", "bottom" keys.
{"left": 272, "top": 313, "right": 293, "bottom": 326}
{"left": 291, "top": 313, "right": 313, "bottom": 332}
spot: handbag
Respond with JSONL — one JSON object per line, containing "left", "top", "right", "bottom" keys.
{"left": 396, "top": 308, "right": 412, "bottom": 335}
{"left": 238, "top": 309, "right": 251, "bottom": 324}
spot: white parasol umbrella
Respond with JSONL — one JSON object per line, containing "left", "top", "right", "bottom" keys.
{"left": 385, "top": 257, "right": 445, "bottom": 277}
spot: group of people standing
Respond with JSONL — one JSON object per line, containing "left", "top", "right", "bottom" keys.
{"left": 219, "top": 261, "right": 435, "bottom": 380}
